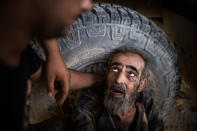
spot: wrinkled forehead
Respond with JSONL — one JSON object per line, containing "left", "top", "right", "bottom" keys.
{"left": 111, "top": 52, "right": 145, "bottom": 72}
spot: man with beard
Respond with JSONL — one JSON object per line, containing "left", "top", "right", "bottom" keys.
{"left": 0, "top": 0, "right": 104, "bottom": 130}
{"left": 72, "top": 47, "right": 164, "bottom": 131}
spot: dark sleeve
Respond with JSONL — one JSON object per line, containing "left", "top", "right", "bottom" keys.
{"left": 72, "top": 89, "right": 101, "bottom": 131}
{"left": 73, "top": 108, "right": 96, "bottom": 131}
{"left": 24, "top": 45, "right": 43, "bottom": 75}
{"left": 145, "top": 98, "right": 164, "bottom": 131}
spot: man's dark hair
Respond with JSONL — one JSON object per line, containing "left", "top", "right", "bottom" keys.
{"left": 107, "top": 47, "right": 149, "bottom": 81}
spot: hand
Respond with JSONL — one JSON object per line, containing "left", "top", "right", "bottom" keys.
{"left": 45, "top": 55, "right": 70, "bottom": 106}
{"left": 41, "top": 38, "right": 70, "bottom": 106}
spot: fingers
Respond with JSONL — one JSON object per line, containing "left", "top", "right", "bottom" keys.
{"left": 56, "top": 79, "right": 69, "bottom": 106}
{"left": 47, "top": 76, "right": 55, "bottom": 97}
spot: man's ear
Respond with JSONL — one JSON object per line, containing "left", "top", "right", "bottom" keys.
{"left": 138, "top": 79, "right": 147, "bottom": 92}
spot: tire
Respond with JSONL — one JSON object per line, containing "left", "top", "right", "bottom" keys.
{"left": 32, "top": 3, "right": 181, "bottom": 120}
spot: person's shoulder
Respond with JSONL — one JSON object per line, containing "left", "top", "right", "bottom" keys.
{"left": 76, "top": 86, "right": 103, "bottom": 114}
{"left": 141, "top": 92, "right": 164, "bottom": 131}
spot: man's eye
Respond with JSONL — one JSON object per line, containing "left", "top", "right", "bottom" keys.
{"left": 112, "top": 67, "right": 119, "bottom": 72}
{"left": 128, "top": 72, "right": 135, "bottom": 77}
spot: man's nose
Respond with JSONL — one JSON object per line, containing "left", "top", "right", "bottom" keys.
{"left": 81, "top": 0, "right": 92, "bottom": 12}
{"left": 116, "top": 71, "right": 126, "bottom": 84}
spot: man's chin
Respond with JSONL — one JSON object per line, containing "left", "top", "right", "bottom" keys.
{"left": 43, "top": 28, "right": 69, "bottom": 39}
{"left": 104, "top": 91, "right": 137, "bottom": 115}
{"left": 34, "top": 24, "right": 70, "bottom": 39}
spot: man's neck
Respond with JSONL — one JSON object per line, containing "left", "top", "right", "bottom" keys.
{"left": 118, "top": 103, "right": 136, "bottom": 129}
{"left": 0, "top": 27, "right": 31, "bottom": 67}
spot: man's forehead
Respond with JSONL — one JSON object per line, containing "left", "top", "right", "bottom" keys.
{"left": 111, "top": 53, "right": 145, "bottom": 71}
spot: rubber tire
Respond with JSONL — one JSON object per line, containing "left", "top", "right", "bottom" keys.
{"left": 32, "top": 3, "right": 181, "bottom": 120}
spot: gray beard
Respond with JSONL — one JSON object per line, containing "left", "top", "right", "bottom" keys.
{"left": 103, "top": 88, "right": 138, "bottom": 115}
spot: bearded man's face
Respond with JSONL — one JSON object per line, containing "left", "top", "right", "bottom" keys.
{"left": 104, "top": 52, "right": 146, "bottom": 115}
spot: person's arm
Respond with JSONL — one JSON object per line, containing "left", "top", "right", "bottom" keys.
{"left": 31, "top": 38, "right": 104, "bottom": 105}
{"left": 39, "top": 38, "right": 70, "bottom": 106}
{"left": 30, "top": 66, "right": 103, "bottom": 93}
{"left": 69, "top": 69, "right": 103, "bottom": 91}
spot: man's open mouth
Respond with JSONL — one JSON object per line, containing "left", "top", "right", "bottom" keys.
{"left": 110, "top": 88, "right": 125, "bottom": 97}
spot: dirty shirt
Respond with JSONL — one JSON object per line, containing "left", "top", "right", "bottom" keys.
{"left": 72, "top": 87, "right": 164, "bottom": 131}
